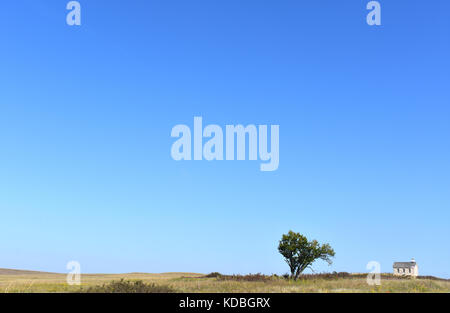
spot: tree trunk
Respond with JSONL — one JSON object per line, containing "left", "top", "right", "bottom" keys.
{"left": 290, "top": 266, "right": 296, "bottom": 279}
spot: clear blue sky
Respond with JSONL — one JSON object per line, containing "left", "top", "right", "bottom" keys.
{"left": 1, "top": 1, "right": 449, "bottom": 277}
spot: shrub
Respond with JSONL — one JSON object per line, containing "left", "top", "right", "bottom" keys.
{"left": 84, "top": 279, "right": 175, "bottom": 293}
{"left": 297, "top": 272, "right": 355, "bottom": 280}
{"left": 205, "top": 272, "right": 223, "bottom": 278}
{"left": 216, "top": 273, "right": 274, "bottom": 282}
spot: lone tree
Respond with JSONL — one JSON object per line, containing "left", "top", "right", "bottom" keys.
{"left": 278, "top": 231, "right": 335, "bottom": 280}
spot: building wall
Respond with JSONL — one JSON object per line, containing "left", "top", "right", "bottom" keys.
{"left": 413, "top": 264, "right": 419, "bottom": 276}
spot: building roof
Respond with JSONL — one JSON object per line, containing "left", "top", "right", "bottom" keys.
{"left": 393, "top": 262, "right": 416, "bottom": 268}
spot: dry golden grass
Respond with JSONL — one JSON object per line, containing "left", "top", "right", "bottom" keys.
{"left": 0, "top": 270, "right": 448, "bottom": 293}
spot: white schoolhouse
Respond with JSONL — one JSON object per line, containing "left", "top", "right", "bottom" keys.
{"left": 393, "top": 258, "right": 419, "bottom": 277}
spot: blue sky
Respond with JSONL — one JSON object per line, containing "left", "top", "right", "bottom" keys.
{"left": 0, "top": 1, "right": 449, "bottom": 277}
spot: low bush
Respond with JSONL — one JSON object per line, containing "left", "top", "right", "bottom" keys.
{"left": 205, "top": 273, "right": 275, "bottom": 282}
{"left": 205, "top": 272, "right": 223, "bottom": 278}
{"left": 83, "top": 279, "right": 175, "bottom": 293}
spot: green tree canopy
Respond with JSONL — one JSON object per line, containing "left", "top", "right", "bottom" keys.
{"left": 278, "top": 231, "right": 335, "bottom": 280}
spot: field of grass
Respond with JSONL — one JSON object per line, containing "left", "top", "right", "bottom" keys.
{"left": 0, "top": 269, "right": 448, "bottom": 293}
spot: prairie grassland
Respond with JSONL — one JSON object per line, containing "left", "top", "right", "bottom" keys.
{"left": 0, "top": 270, "right": 449, "bottom": 293}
